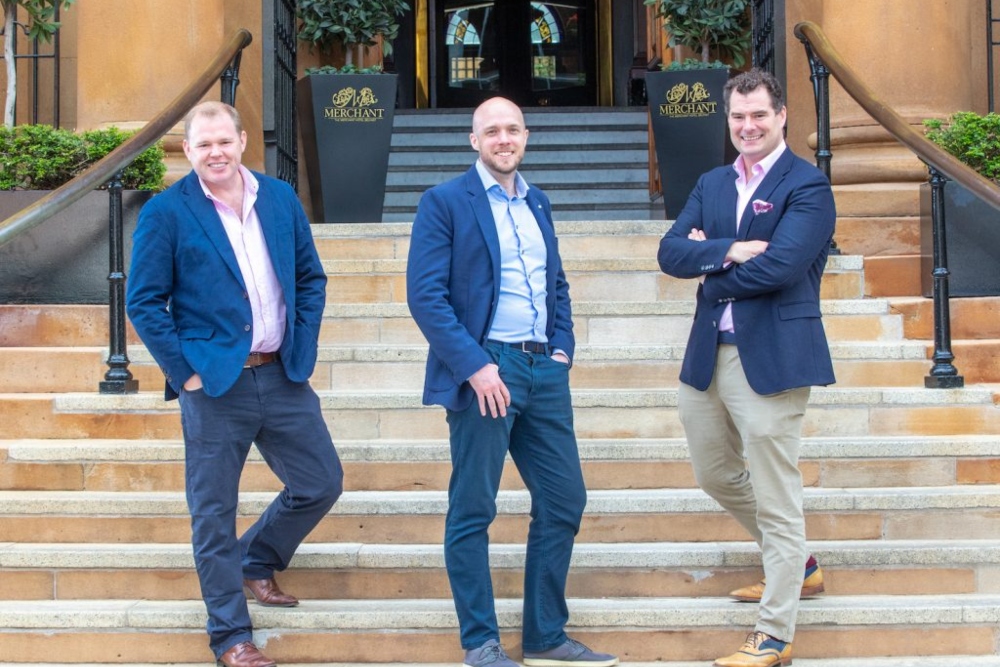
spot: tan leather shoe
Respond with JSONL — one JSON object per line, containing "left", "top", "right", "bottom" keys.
{"left": 217, "top": 641, "right": 276, "bottom": 667}
{"left": 730, "top": 565, "right": 825, "bottom": 602}
{"left": 713, "top": 631, "right": 792, "bottom": 667}
{"left": 244, "top": 577, "right": 299, "bottom": 607}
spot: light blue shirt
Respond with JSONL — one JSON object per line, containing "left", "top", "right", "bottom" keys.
{"left": 475, "top": 160, "right": 549, "bottom": 343}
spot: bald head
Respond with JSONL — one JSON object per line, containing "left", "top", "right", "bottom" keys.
{"left": 472, "top": 97, "right": 524, "bottom": 136}
{"left": 469, "top": 97, "right": 529, "bottom": 192}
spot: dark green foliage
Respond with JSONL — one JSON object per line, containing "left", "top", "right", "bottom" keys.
{"left": 0, "top": 124, "right": 166, "bottom": 191}
{"left": 924, "top": 112, "right": 1000, "bottom": 183}
{"left": 305, "top": 63, "right": 385, "bottom": 75}
{"left": 2, "top": 0, "right": 75, "bottom": 43}
{"left": 296, "top": 0, "right": 410, "bottom": 59}
{"left": 665, "top": 57, "right": 729, "bottom": 71}
{"left": 644, "top": 0, "right": 751, "bottom": 69}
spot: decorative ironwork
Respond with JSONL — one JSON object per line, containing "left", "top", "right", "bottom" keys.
{"left": 263, "top": 0, "right": 298, "bottom": 188}
{"left": 99, "top": 170, "right": 138, "bottom": 394}
{"left": 0, "top": 5, "right": 62, "bottom": 126}
{"left": 990, "top": 0, "right": 1000, "bottom": 112}
{"left": 797, "top": 36, "right": 840, "bottom": 254}
{"left": 751, "top": 0, "right": 776, "bottom": 74}
{"left": 923, "top": 165, "right": 964, "bottom": 388}
{"left": 221, "top": 48, "right": 243, "bottom": 105}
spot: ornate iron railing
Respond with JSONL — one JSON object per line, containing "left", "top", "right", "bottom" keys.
{"left": 795, "top": 20, "right": 1000, "bottom": 388}
{"left": 989, "top": 0, "right": 1000, "bottom": 112}
{"left": 263, "top": 0, "right": 298, "bottom": 187}
{"left": 0, "top": 5, "right": 62, "bottom": 126}
{"left": 0, "top": 28, "right": 254, "bottom": 394}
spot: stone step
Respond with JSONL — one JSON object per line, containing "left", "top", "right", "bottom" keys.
{"left": 389, "top": 148, "right": 650, "bottom": 168}
{"left": 386, "top": 166, "right": 650, "bottom": 188}
{"left": 2, "top": 539, "right": 997, "bottom": 601}
{"left": 832, "top": 182, "right": 921, "bottom": 218}
{"left": 393, "top": 109, "right": 649, "bottom": 129}
{"left": 5, "top": 433, "right": 997, "bottom": 493}
{"left": 3, "top": 486, "right": 1000, "bottom": 543}
{"left": 0, "top": 338, "right": 938, "bottom": 394}
{"left": 890, "top": 296, "right": 1000, "bottom": 340}
{"left": 0, "top": 595, "right": 996, "bottom": 662}
{"left": 5, "top": 383, "right": 998, "bottom": 441}
{"left": 319, "top": 255, "right": 864, "bottom": 304}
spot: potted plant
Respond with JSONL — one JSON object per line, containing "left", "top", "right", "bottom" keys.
{"left": 0, "top": 124, "right": 166, "bottom": 303}
{"left": 919, "top": 111, "right": 1000, "bottom": 297}
{"left": 296, "top": 0, "right": 410, "bottom": 223}
{"left": 643, "top": 0, "right": 750, "bottom": 217}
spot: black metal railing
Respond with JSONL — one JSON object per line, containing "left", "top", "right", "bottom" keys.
{"left": 989, "top": 0, "right": 1000, "bottom": 112}
{"left": 263, "top": 0, "right": 298, "bottom": 188}
{"left": 0, "top": 4, "right": 62, "bottom": 126}
{"left": 0, "top": 28, "right": 254, "bottom": 394}
{"left": 794, "top": 20, "right": 1000, "bottom": 389}
{"left": 751, "top": 0, "right": 776, "bottom": 74}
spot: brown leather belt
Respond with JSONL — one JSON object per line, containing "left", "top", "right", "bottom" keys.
{"left": 244, "top": 351, "right": 279, "bottom": 368}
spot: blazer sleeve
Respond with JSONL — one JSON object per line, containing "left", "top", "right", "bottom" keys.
{"left": 658, "top": 171, "right": 734, "bottom": 279}
{"left": 701, "top": 169, "right": 835, "bottom": 303}
{"left": 406, "top": 186, "right": 493, "bottom": 385}
{"left": 125, "top": 197, "right": 195, "bottom": 394}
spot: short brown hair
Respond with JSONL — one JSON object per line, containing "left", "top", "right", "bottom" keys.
{"left": 723, "top": 68, "right": 785, "bottom": 114}
{"left": 183, "top": 101, "right": 243, "bottom": 139}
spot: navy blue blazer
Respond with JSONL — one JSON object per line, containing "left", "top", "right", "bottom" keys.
{"left": 658, "top": 148, "right": 836, "bottom": 395}
{"left": 126, "top": 169, "right": 327, "bottom": 399}
{"left": 406, "top": 165, "right": 574, "bottom": 412}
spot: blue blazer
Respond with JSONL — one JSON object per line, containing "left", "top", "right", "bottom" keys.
{"left": 126, "top": 169, "right": 327, "bottom": 400}
{"left": 658, "top": 148, "right": 836, "bottom": 395}
{"left": 406, "top": 166, "right": 575, "bottom": 412}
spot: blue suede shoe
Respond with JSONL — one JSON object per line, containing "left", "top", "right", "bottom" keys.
{"left": 464, "top": 639, "right": 519, "bottom": 667}
{"left": 522, "top": 638, "right": 618, "bottom": 667}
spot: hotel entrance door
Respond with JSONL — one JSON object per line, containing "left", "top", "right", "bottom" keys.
{"left": 435, "top": 1, "right": 597, "bottom": 107}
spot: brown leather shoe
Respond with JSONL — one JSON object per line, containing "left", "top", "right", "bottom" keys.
{"left": 216, "top": 641, "right": 276, "bottom": 667}
{"left": 730, "top": 566, "right": 825, "bottom": 602}
{"left": 244, "top": 577, "right": 299, "bottom": 607}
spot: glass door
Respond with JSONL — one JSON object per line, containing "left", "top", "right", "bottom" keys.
{"left": 436, "top": 1, "right": 596, "bottom": 107}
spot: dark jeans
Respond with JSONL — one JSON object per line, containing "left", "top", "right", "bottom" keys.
{"left": 444, "top": 341, "right": 586, "bottom": 651}
{"left": 178, "top": 362, "right": 343, "bottom": 658}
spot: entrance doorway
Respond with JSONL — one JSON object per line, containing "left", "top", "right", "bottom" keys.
{"left": 435, "top": 1, "right": 597, "bottom": 107}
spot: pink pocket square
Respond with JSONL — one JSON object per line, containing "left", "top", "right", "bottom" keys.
{"left": 752, "top": 199, "right": 773, "bottom": 215}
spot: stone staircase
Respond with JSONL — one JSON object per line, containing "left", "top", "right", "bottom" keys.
{"left": 383, "top": 109, "right": 661, "bottom": 222}
{"left": 2, "top": 195, "right": 1000, "bottom": 666}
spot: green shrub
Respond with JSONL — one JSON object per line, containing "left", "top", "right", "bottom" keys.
{"left": 924, "top": 111, "right": 1000, "bottom": 183}
{"left": 0, "top": 124, "right": 166, "bottom": 191}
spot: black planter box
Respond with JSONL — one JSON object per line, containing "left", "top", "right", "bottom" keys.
{"left": 298, "top": 73, "right": 398, "bottom": 223}
{"left": 646, "top": 68, "right": 730, "bottom": 219}
{"left": 920, "top": 180, "right": 1000, "bottom": 297}
{"left": 0, "top": 190, "right": 151, "bottom": 304}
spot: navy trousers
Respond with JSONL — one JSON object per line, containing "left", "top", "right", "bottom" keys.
{"left": 178, "top": 362, "right": 343, "bottom": 658}
{"left": 444, "top": 341, "right": 587, "bottom": 652}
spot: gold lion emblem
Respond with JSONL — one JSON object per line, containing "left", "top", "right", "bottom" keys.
{"left": 332, "top": 87, "right": 356, "bottom": 108}
{"left": 357, "top": 87, "right": 378, "bottom": 107}
{"left": 689, "top": 83, "right": 710, "bottom": 103}
{"left": 666, "top": 83, "right": 687, "bottom": 104}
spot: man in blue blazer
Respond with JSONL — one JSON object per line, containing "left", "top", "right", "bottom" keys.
{"left": 658, "top": 69, "right": 835, "bottom": 667}
{"left": 407, "top": 97, "right": 616, "bottom": 667}
{"left": 126, "top": 102, "right": 343, "bottom": 667}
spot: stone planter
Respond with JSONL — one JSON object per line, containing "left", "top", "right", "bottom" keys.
{"left": 646, "top": 67, "right": 730, "bottom": 218}
{"left": 0, "top": 190, "right": 151, "bottom": 304}
{"left": 297, "top": 73, "right": 398, "bottom": 223}
{"left": 920, "top": 180, "right": 1000, "bottom": 297}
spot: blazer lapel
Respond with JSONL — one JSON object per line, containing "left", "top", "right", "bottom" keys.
{"left": 740, "top": 149, "right": 794, "bottom": 240}
{"left": 466, "top": 168, "right": 502, "bottom": 293}
{"left": 253, "top": 177, "right": 292, "bottom": 296}
{"left": 179, "top": 173, "right": 246, "bottom": 289}
{"left": 718, "top": 170, "right": 739, "bottom": 238}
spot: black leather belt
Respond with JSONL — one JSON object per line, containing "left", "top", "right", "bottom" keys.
{"left": 487, "top": 339, "right": 550, "bottom": 355}
{"left": 718, "top": 330, "right": 737, "bottom": 345}
{"left": 244, "top": 351, "right": 279, "bottom": 368}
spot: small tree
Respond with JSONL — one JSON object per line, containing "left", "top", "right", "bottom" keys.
{"left": 645, "top": 0, "right": 750, "bottom": 69}
{"left": 1, "top": 0, "right": 74, "bottom": 127}
{"left": 296, "top": 0, "right": 410, "bottom": 71}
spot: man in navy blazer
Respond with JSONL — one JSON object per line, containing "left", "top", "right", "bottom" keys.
{"left": 407, "top": 97, "right": 616, "bottom": 667}
{"left": 127, "top": 102, "right": 343, "bottom": 667}
{"left": 658, "top": 69, "right": 835, "bottom": 667}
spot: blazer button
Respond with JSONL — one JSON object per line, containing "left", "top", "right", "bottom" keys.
{"left": 244, "top": 325, "right": 251, "bottom": 332}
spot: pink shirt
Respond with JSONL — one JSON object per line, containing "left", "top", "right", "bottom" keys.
{"left": 718, "top": 141, "right": 786, "bottom": 334}
{"left": 197, "top": 166, "right": 287, "bottom": 353}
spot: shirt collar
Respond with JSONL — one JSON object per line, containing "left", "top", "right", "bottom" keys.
{"left": 733, "top": 140, "right": 787, "bottom": 181}
{"left": 475, "top": 159, "right": 529, "bottom": 199}
{"left": 196, "top": 164, "right": 259, "bottom": 201}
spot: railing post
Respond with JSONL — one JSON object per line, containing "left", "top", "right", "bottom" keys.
{"left": 798, "top": 38, "right": 840, "bottom": 255}
{"left": 923, "top": 166, "right": 964, "bottom": 388}
{"left": 221, "top": 49, "right": 244, "bottom": 106}
{"left": 99, "top": 170, "right": 138, "bottom": 394}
